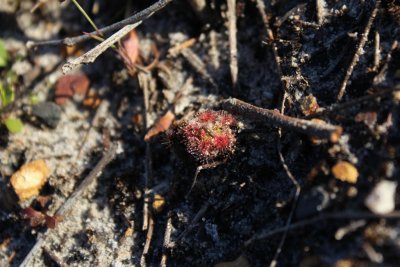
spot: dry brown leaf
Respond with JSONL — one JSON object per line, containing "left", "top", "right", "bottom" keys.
{"left": 55, "top": 74, "right": 90, "bottom": 105}
{"left": 121, "top": 30, "right": 140, "bottom": 65}
{"left": 83, "top": 90, "right": 102, "bottom": 108}
{"left": 10, "top": 160, "right": 50, "bottom": 201}
{"left": 152, "top": 193, "right": 165, "bottom": 213}
{"left": 332, "top": 161, "right": 359, "bottom": 184}
{"left": 144, "top": 110, "right": 175, "bottom": 141}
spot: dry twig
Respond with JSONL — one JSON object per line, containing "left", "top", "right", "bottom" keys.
{"left": 177, "top": 202, "right": 210, "bottom": 241}
{"left": 62, "top": 22, "right": 141, "bottom": 74}
{"left": 337, "top": 0, "right": 381, "bottom": 101}
{"left": 373, "top": 40, "right": 398, "bottom": 85}
{"left": 244, "top": 210, "right": 400, "bottom": 247}
{"left": 160, "top": 216, "right": 173, "bottom": 267}
{"left": 307, "top": 85, "right": 400, "bottom": 119}
{"left": 140, "top": 215, "right": 154, "bottom": 267}
{"left": 19, "top": 143, "right": 118, "bottom": 267}
{"left": 221, "top": 98, "right": 342, "bottom": 142}
{"left": 227, "top": 0, "right": 238, "bottom": 87}
{"left": 270, "top": 141, "right": 301, "bottom": 267}
{"left": 181, "top": 48, "right": 217, "bottom": 89}
{"left": 26, "top": 0, "right": 173, "bottom": 48}
{"left": 138, "top": 73, "right": 153, "bottom": 231}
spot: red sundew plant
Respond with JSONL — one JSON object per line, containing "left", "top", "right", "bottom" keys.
{"left": 178, "top": 110, "right": 237, "bottom": 162}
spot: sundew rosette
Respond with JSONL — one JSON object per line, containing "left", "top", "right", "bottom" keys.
{"left": 178, "top": 110, "right": 237, "bottom": 162}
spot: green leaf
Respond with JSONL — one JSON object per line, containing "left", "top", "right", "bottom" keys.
{"left": 0, "top": 82, "right": 14, "bottom": 108}
{"left": 29, "top": 94, "right": 39, "bottom": 105}
{"left": 4, "top": 118, "right": 23, "bottom": 134}
{"left": 0, "top": 39, "right": 8, "bottom": 68}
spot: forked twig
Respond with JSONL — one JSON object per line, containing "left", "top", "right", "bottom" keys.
{"left": 26, "top": 0, "right": 173, "bottom": 48}
{"left": 221, "top": 98, "right": 343, "bottom": 142}
{"left": 337, "top": 0, "right": 381, "bottom": 101}
{"left": 19, "top": 143, "right": 118, "bottom": 267}
{"left": 62, "top": 22, "right": 141, "bottom": 74}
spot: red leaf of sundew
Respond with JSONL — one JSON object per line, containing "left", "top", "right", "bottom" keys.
{"left": 55, "top": 74, "right": 90, "bottom": 105}
{"left": 121, "top": 30, "right": 140, "bottom": 65}
{"left": 144, "top": 110, "right": 175, "bottom": 141}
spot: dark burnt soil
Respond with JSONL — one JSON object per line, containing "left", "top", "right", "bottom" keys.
{"left": 1, "top": 0, "right": 400, "bottom": 266}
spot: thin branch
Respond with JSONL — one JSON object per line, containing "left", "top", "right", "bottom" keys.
{"left": 181, "top": 48, "right": 218, "bottom": 89}
{"left": 160, "top": 216, "right": 173, "bottom": 267}
{"left": 140, "top": 215, "right": 154, "bottom": 267}
{"left": 373, "top": 40, "right": 398, "bottom": 85}
{"left": 19, "top": 143, "right": 118, "bottom": 267}
{"left": 254, "top": 0, "right": 287, "bottom": 107}
{"left": 177, "top": 202, "right": 210, "bottom": 241}
{"left": 26, "top": 0, "right": 173, "bottom": 48}
{"left": 244, "top": 210, "right": 400, "bottom": 247}
{"left": 337, "top": 0, "right": 381, "bottom": 101}
{"left": 270, "top": 141, "right": 301, "bottom": 267}
{"left": 227, "top": 0, "right": 238, "bottom": 87}
{"left": 307, "top": 85, "right": 400, "bottom": 119}
{"left": 62, "top": 22, "right": 141, "bottom": 74}
{"left": 138, "top": 73, "right": 153, "bottom": 231}
{"left": 221, "top": 98, "right": 343, "bottom": 142}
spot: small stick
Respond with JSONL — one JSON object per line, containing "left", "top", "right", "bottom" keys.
{"left": 177, "top": 202, "right": 210, "bottom": 241}
{"left": 337, "top": 0, "right": 381, "bottom": 101}
{"left": 160, "top": 217, "right": 173, "bottom": 267}
{"left": 227, "top": 0, "right": 238, "bottom": 87}
{"left": 372, "top": 31, "right": 381, "bottom": 71}
{"left": 186, "top": 161, "right": 224, "bottom": 198}
{"left": 26, "top": 0, "right": 173, "bottom": 48}
{"left": 221, "top": 98, "right": 342, "bottom": 142}
{"left": 139, "top": 73, "right": 153, "bottom": 231}
{"left": 373, "top": 40, "right": 398, "bottom": 85}
{"left": 140, "top": 215, "right": 154, "bottom": 267}
{"left": 316, "top": 0, "right": 328, "bottom": 25}
{"left": 181, "top": 48, "right": 218, "bottom": 89}
{"left": 307, "top": 85, "right": 400, "bottom": 119}
{"left": 254, "top": 0, "right": 288, "bottom": 111}
{"left": 19, "top": 143, "right": 118, "bottom": 267}
{"left": 269, "top": 142, "right": 301, "bottom": 267}
{"left": 244, "top": 210, "right": 400, "bottom": 247}
{"left": 62, "top": 22, "right": 141, "bottom": 74}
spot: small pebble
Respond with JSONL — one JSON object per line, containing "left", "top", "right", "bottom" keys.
{"left": 31, "top": 102, "right": 62, "bottom": 128}
{"left": 365, "top": 180, "right": 397, "bottom": 214}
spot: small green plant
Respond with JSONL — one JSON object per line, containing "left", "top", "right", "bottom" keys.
{"left": 0, "top": 39, "right": 23, "bottom": 134}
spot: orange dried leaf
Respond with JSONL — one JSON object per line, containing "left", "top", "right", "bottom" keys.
{"left": 10, "top": 160, "right": 50, "bottom": 201}
{"left": 332, "top": 161, "right": 358, "bottom": 184}
{"left": 83, "top": 90, "right": 102, "bottom": 108}
{"left": 121, "top": 30, "right": 140, "bottom": 65}
{"left": 144, "top": 110, "right": 175, "bottom": 141}
{"left": 152, "top": 194, "right": 165, "bottom": 213}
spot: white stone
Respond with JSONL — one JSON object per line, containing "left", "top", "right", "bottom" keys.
{"left": 365, "top": 180, "right": 397, "bottom": 214}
